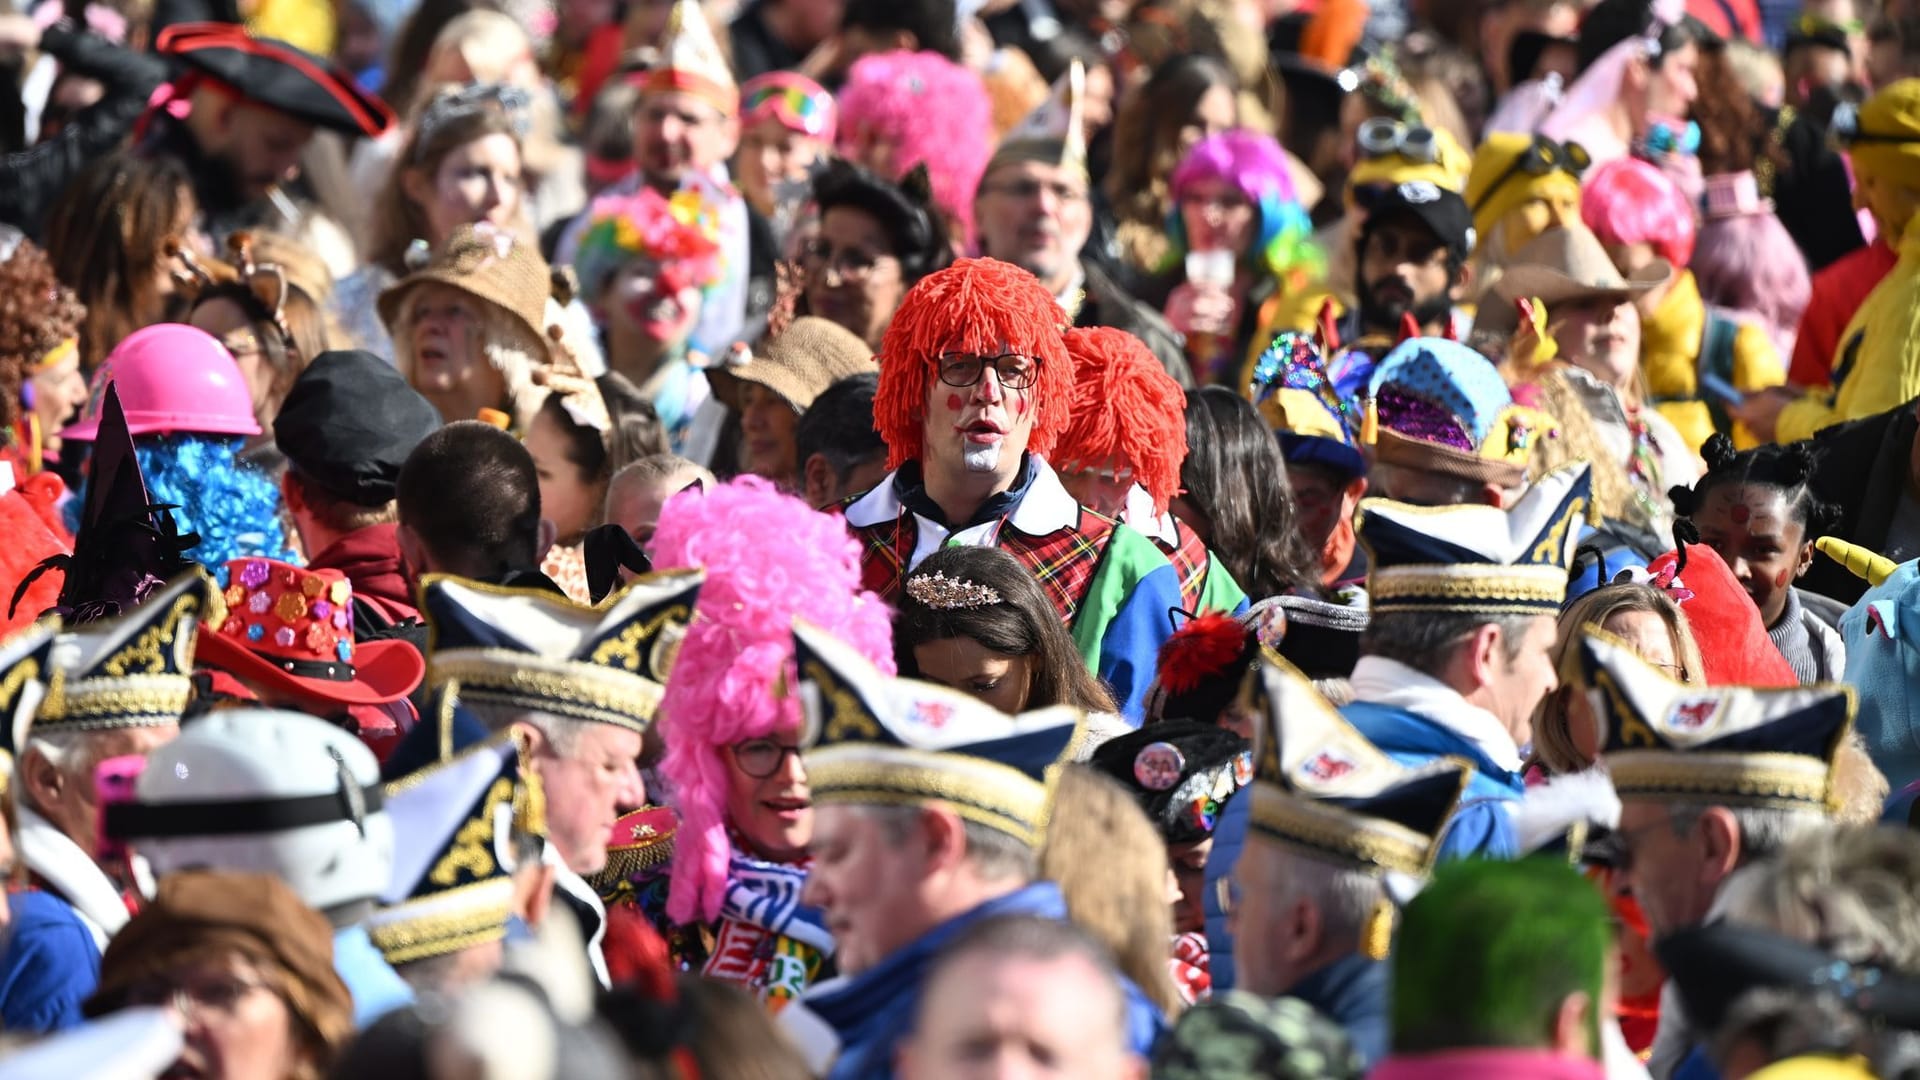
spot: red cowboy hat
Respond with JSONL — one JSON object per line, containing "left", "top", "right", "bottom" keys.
{"left": 197, "top": 558, "right": 422, "bottom": 706}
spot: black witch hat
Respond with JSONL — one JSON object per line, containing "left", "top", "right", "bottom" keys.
{"left": 9, "top": 384, "right": 199, "bottom": 624}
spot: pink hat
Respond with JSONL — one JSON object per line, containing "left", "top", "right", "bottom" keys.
{"left": 63, "top": 324, "right": 262, "bottom": 441}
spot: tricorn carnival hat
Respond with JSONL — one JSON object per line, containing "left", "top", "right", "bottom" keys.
{"left": 638, "top": 0, "right": 739, "bottom": 118}
{"left": 155, "top": 22, "right": 394, "bottom": 137}
{"left": 1358, "top": 462, "right": 1591, "bottom": 616}
{"left": 1576, "top": 628, "right": 1853, "bottom": 813}
{"left": 1244, "top": 651, "right": 1468, "bottom": 879}
{"left": 199, "top": 558, "right": 423, "bottom": 707}
{"left": 39, "top": 570, "right": 221, "bottom": 733}
{"left": 1364, "top": 337, "right": 1556, "bottom": 487}
{"left": 985, "top": 59, "right": 1089, "bottom": 184}
{"left": 794, "top": 619, "right": 1084, "bottom": 849}
{"left": 368, "top": 737, "right": 543, "bottom": 966}
{"left": 420, "top": 569, "right": 705, "bottom": 734}
{"left": 585, "top": 804, "right": 679, "bottom": 902}
{"left": 0, "top": 619, "right": 59, "bottom": 794}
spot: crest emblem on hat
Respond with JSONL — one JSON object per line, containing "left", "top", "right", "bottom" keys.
{"left": 1670, "top": 698, "right": 1722, "bottom": 733}
{"left": 1301, "top": 748, "right": 1357, "bottom": 783}
{"left": 910, "top": 700, "right": 955, "bottom": 730}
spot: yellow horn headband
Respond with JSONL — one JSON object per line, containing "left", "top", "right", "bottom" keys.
{"left": 1816, "top": 536, "right": 1896, "bottom": 587}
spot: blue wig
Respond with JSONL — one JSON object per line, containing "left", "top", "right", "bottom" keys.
{"left": 69, "top": 433, "right": 296, "bottom": 568}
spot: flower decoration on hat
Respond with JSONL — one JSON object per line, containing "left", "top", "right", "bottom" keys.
{"left": 199, "top": 558, "right": 424, "bottom": 706}
{"left": 572, "top": 187, "right": 726, "bottom": 305}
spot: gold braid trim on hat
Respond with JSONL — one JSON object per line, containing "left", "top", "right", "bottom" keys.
{"left": 806, "top": 747, "right": 1053, "bottom": 849}
{"left": 35, "top": 675, "right": 193, "bottom": 731}
{"left": 1606, "top": 751, "right": 1837, "bottom": 813}
{"left": 585, "top": 825, "right": 677, "bottom": 896}
{"left": 1248, "top": 785, "right": 1435, "bottom": 877}
{"left": 430, "top": 649, "right": 664, "bottom": 733}
{"left": 1367, "top": 564, "right": 1569, "bottom": 612}
{"left": 367, "top": 878, "right": 516, "bottom": 965}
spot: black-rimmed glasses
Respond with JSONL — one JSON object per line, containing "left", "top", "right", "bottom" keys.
{"left": 731, "top": 738, "right": 803, "bottom": 779}
{"left": 937, "top": 352, "right": 1039, "bottom": 390}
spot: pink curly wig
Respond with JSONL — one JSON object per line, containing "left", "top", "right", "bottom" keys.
{"left": 650, "top": 476, "right": 895, "bottom": 924}
{"left": 1581, "top": 157, "right": 1697, "bottom": 268}
{"left": 836, "top": 50, "right": 993, "bottom": 247}
{"left": 1692, "top": 213, "right": 1811, "bottom": 357}
{"left": 874, "top": 257, "right": 1073, "bottom": 471}
{"left": 1056, "top": 327, "right": 1190, "bottom": 514}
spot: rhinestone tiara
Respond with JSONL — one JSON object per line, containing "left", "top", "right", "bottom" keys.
{"left": 904, "top": 571, "right": 1003, "bottom": 610}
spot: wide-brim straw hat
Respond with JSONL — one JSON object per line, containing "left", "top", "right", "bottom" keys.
{"left": 378, "top": 224, "right": 553, "bottom": 358}
{"left": 706, "top": 316, "right": 876, "bottom": 412}
{"left": 1495, "top": 224, "right": 1672, "bottom": 310}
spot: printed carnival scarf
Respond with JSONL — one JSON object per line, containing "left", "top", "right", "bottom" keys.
{"left": 701, "top": 853, "right": 834, "bottom": 1008}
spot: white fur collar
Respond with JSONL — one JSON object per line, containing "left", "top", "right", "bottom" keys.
{"left": 19, "top": 802, "right": 127, "bottom": 950}
{"left": 1349, "top": 656, "right": 1525, "bottom": 772}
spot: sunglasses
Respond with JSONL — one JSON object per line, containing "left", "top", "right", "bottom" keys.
{"left": 1469, "top": 135, "right": 1591, "bottom": 216}
{"left": 1831, "top": 101, "right": 1920, "bottom": 148}
{"left": 1356, "top": 118, "right": 1439, "bottom": 163}
{"left": 743, "top": 81, "right": 834, "bottom": 139}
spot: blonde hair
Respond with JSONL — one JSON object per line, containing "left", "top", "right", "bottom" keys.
{"left": 1038, "top": 766, "right": 1185, "bottom": 1017}
{"left": 390, "top": 289, "right": 549, "bottom": 432}
{"left": 1717, "top": 825, "right": 1920, "bottom": 969}
{"left": 1532, "top": 584, "right": 1705, "bottom": 775}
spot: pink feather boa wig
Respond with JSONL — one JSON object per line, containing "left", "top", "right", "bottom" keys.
{"left": 835, "top": 49, "right": 993, "bottom": 248}
{"left": 649, "top": 476, "right": 895, "bottom": 925}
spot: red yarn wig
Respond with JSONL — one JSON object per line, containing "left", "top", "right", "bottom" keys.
{"left": 873, "top": 257, "right": 1073, "bottom": 471}
{"left": 1056, "top": 326, "right": 1189, "bottom": 514}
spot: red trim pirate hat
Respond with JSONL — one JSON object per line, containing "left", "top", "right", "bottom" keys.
{"left": 156, "top": 22, "right": 395, "bottom": 137}
{"left": 197, "top": 558, "right": 423, "bottom": 706}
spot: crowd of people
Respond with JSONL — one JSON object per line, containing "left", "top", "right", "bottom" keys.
{"left": 3, "top": 0, "right": 1920, "bottom": 1075}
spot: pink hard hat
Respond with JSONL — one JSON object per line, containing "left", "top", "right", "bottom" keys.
{"left": 63, "top": 324, "right": 263, "bottom": 441}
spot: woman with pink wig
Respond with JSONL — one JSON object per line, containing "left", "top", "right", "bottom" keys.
{"left": 1157, "top": 129, "right": 1322, "bottom": 387}
{"left": 835, "top": 49, "right": 994, "bottom": 249}
{"left": 629, "top": 476, "right": 893, "bottom": 1006}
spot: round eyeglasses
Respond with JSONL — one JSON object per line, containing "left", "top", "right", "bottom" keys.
{"left": 732, "top": 738, "right": 804, "bottom": 779}
{"left": 936, "top": 352, "right": 1039, "bottom": 390}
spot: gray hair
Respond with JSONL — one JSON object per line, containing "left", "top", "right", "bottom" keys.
{"left": 1270, "top": 846, "right": 1386, "bottom": 947}
{"left": 863, "top": 803, "right": 1038, "bottom": 884}
{"left": 1716, "top": 824, "right": 1920, "bottom": 970}
{"left": 1667, "top": 803, "right": 1830, "bottom": 869}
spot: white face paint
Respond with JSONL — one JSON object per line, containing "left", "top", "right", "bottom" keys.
{"left": 963, "top": 445, "right": 1001, "bottom": 473}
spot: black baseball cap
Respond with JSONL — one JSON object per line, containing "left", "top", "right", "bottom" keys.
{"left": 274, "top": 350, "right": 443, "bottom": 507}
{"left": 1358, "top": 180, "right": 1476, "bottom": 263}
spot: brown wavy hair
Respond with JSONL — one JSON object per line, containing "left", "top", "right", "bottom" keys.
{"left": 43, "top": 153, "right": 196, "bottom": 369}
{"left": 0, "top": 239, "right": 86, "bottom": 430}
{"left": 369, "top": 99, "right": 524, "bottom": 277}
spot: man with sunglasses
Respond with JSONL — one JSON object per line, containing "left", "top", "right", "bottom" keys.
{"left": 843, "top": 258, "right": 1184, "bottom": 721}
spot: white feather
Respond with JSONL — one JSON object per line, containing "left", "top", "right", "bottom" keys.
{"left": 1513, "top": 767, "right": 1622, "bottom": 855}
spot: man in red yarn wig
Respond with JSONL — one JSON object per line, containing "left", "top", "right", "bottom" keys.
{"left": 1056, "top": 326, "right": 1246, "bottom": 616}
{"left": 842, "top": 257, "right": 1184, "bottom": 721}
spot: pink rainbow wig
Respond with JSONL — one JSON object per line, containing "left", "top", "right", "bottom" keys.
{"left": 835, "top": 50, "right": 993, "bottom": 247}
{"left": 1165, "top": 130, "right": 1322, "bottom": 285}
{"left": 649, "top": 476, "right": 895, "bottom": 924}
{"left": 1580, "top": 157, "right": 1697, "bottom": 268}
{"left": 1692, "top": 213, "right": 1811, "bottom": 357}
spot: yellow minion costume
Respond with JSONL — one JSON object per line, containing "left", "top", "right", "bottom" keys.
{"left": 1464, "top": 133, "right": 1587, "bottom": 263}
{"left": 1777, "top": 80, "right": 1920, "bottom": 443}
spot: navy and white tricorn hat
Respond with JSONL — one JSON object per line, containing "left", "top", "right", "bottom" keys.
{"left": 1359, "top": 462, "right": 1591, "bottom": 617}
{"left": 420, "top": 569, "right": 704, "bottom": 734}
{"left": 1577, "top": 628, "right": 1853, "bottom": 813}
{"left": 794, "top": 618, "right": 1084, "bottom": 849}
{"left": 39, "top": 570, "right": 221, "bottom": 733}
{"left": 1244, "top": 650, "right": 1468, "bottom": 878}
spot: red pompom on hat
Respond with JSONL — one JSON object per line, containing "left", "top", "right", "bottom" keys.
{"left": 1151, "top": 612, "right": 1259, "bottom": 723}
{"left": 873, "top": 257, "right": 1073, "bottom": 471}
{"left": 1056, "top": 327, "right": 1189, "bottom": 514}
{"left": 1645, "top": 543, "right": 1797, "bottom": 688}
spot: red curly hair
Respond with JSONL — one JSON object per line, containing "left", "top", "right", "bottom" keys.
{"left": 0, "top": 239, "right": 86, "bottom": 431}
{"left": 1056, "top": 327, "right": 1189, "bottom": 514}
{"left": 873, "top": 257, "right": 1073, "bottom": 471}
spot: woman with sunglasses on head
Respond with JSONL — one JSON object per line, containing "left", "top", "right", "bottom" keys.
{"left": 186, "top": 234, "right": 334, "bottom": 445}
{"left": 798, "top": 159, "right": 953, "bottom": 352}
{"left": 336, "top": 84, "right": 533, "bottom": 362}
{"left": 610, "top": 477, "right": 891, "bottom": 1006}
{"left": 1156, "top": 130, "right": 1322, "bottom": 387}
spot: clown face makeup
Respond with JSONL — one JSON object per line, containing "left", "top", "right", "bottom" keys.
{"left": 921, "top": 348, "right": 1039, "bottom": 489}
{"left": 606, "top": 257, "right": 704, "bottom": 348}
{"left": 1693, "top": 483, "right": 1811, "bottom": 629}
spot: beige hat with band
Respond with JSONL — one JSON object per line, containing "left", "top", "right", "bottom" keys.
{"left": 1494, "top": 224, "right": 1672, "bottom": 311}
{"left": 707, "top": 316, "right": 876, "bottom": 413}
{"left": 378, "top": 223, "right": 555, "bottom": 359}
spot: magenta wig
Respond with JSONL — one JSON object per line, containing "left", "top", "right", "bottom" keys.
{"left": 1692, "top": 213, "right": 1811, "bottom": 357}
{"left": 835, "top": 50, "right": 993, "bottom": 247}
{"left": 1165, "top": 129, "right": 1321, "bottom": 284}
{"left": 1580, "top": 157, "right": 1698, "bottom": 268}
{"left": 649, "top": 476, "right": 895, "bottom": 924}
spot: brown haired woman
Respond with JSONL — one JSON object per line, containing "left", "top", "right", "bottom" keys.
{"left": 0, "top": 238, "right": 89, "bottom": 475}
{"left": 43, "top": 153, "right": 200, "bottom": 369}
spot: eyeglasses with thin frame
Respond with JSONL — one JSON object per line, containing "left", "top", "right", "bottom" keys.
{"left": 937, "top": 352, "right": 1039, "bottom": 391}
{"left": 799, "top": 239, "right": 896, "bottom": 283}
{"left": 124, "top": 973, "right": 278, "bottom": 1022}
{"left": 731, "top": 738, "right": 804, "bottom": 779}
